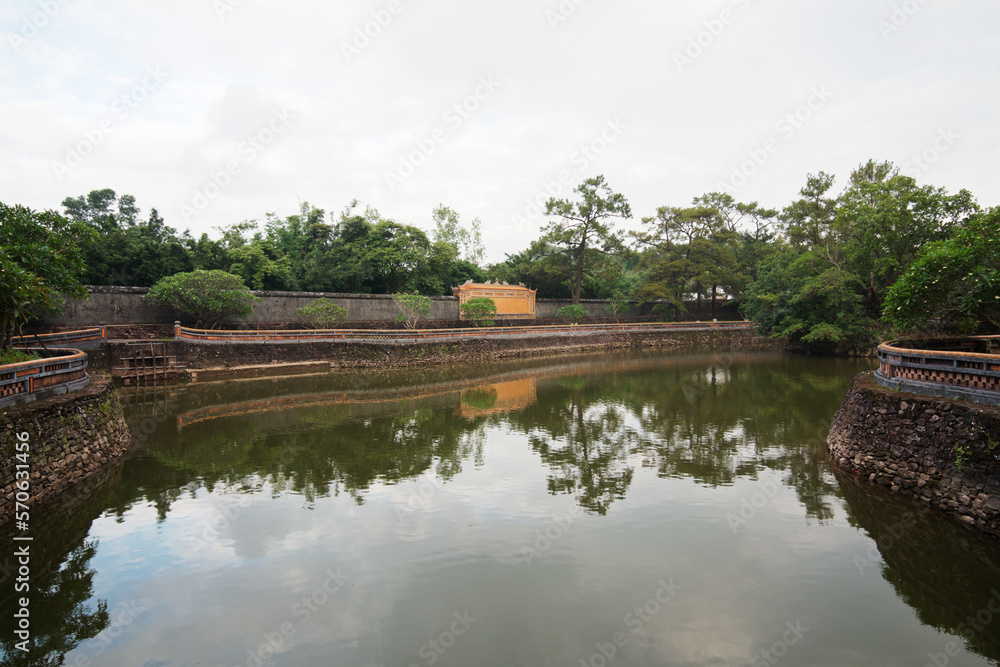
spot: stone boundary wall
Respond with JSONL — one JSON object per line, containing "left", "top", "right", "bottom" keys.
{"left": 0, "top": 379, "right": 132, "bottom": 525}
{"left": 827, "top": 372, "right": 1000, "bottom": 538}
{"left": 33, "top": 285, "right": 739, "bottom": 327}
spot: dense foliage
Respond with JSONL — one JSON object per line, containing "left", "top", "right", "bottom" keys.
{"left": 2, "top": 161, "right": 991, "bottom": 355}
{"left": 0, "top": 202, "right": 94, "bottom": 350}
{"left": 883, "top": 207, "right": 1000, "bottom": 334}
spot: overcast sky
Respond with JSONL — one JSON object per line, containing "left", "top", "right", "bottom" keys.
{"left": 2, "top": 0, "right": 998, "bottom": 263}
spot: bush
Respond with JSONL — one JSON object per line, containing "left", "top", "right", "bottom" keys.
{"left": 459, "top": 297, "right": 497, "bottom": 327}
{"left": 297, "top": 298, "right": 349, "bottom": 329}
{"left": 651, "top": 303, "right": 678, "bottom": 322}
{"left": 604, "top": 291, "right": 630, "bottom": 322}
{"left": 557, "top": 304, "right": 587, "bottom": 323}
{"left": 0, "top": 349, "right": 40, "bottom": 366}
{"left": 392, "top": 293, "right": 433, "bottom": 329}
{"left": 144, "top": 270, "right": 259, "bottom": 329}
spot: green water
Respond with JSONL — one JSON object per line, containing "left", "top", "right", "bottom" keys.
{"left": 3, "top": 349, "right": 1000, "bottom": 666}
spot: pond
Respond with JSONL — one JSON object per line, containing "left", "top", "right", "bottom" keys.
{"left": 3, "top": 348, "right": 1000, "bottom": 666}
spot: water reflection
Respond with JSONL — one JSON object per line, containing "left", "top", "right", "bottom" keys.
{"left": 9, "top": 349, "right": 1000, "bottom": 665}
{"left": 837, "top": 471, "right": 1000, "bottom": 662}
{"left": 115, "top": 351, "right": 855, "bottom": 520}
{"left": 0, "top": 465, "right": 121, "bottom": 665}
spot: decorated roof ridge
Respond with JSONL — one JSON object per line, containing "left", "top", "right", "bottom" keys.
{"left": 451, "top": 280, "right": 536, "bottom": 293}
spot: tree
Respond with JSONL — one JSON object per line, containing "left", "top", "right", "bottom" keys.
{"left": 781, "top": 171, "right": 838, "bottom": 250}
{"left": 542, "top": 175, "right": 631, "bottom": 304}
{"left": 0, "top": 203, "right": 94, "bottom": 351}
{"left": 362, "top": 220, "right": 434, "bottom": 294}
{"left": 557, "top": 304, "right": 587, "bottom": 323}
{"left": 835, "top": 159, "right": 978, "bottom": 318}
{"left": 392, "top": 293, "right": 432, "bottom": 329}
{"left": 884, "top": 207, "right": 1000, "bottom": 334}
{"left": 459, "top": 297, "right": 497, "bottom": 326}
{"left": 605, "top": 290, "right": 629, "bottom": 322}
{"left": 297, "top": 298, "right": 349, "bottom": 328}
{"left": 144, "top": 270, "right": 259, "bottom": 328}
{"left": 741, "top": 247, "right": 877, "bottom": 354}
{"left": 62, "top": 189, "right": 191, "bottom": 286}
{"left": 632, "top": 204, "right": 744, "bottom": 318}
{"left": 432, "top": 204, "right": 485, "bottom": 265}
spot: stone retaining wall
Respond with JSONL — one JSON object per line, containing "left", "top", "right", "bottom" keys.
{"left": 827, "top": 372, "right": 1000, "bottom": 538}
{"left": 0, "top": 379, "right": 132, "bottom": 525}
{"left": 100, "top": 328, "right": 779, "bottom": 376}
{"left": 32, "top": 285, "right": 740, "bottom": 327}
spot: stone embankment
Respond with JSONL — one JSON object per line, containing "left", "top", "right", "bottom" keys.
{"left": 0, "top": 379, "right": 132, "bottom": 525}
{"left": 102, "top": 328, "right": 779, "bottom": 380}
{"left": 827, "top": 372, "right": 1000, "bottom": 538}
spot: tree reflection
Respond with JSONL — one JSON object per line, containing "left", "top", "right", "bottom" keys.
{"left": 837, "top": 471, "right": 1000, "bottom": 663}
{"left": 109, "top": 352, "right": 867, "bottom": 523}
{"left": 513, "top": 377, "right": 635, "bottom": 514}
{"left": 0, "top": 538, "right": 108, "bottom": 666}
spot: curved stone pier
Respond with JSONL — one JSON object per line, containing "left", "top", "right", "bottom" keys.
{"left": 828, "top": 372, "right": 1000, "bottom": 538}
{"left": 1, "top": 379, "right": 132, "bottom": 525}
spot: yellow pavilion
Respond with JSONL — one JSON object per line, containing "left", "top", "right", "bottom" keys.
{"left": 452, "top": 281, "right": 536, "bottom": 320}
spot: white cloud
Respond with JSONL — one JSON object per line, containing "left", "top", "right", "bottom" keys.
{"left": 2, "top": 0, "right": 998, "bottom": 263}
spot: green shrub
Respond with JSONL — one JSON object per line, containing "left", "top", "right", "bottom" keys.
{"left": 144, "top": 270, "right": 258, "bottom": 329}
{"left": 0, "top": 348, "right": 40, "bottom": 366}
{"left": 460, "top": 297, "right": 497, "bottom": 327}
{"left": 392, "top": 293, "right": 432, "bottom": 329}
{"left": 557, "top": 304, "right": 587, "bottom": 323}
{"left": 297, "top": 298, "right": 349, "bottom": 328}
{"left": 651, "top": 303, "right": 678, "bottom": 322}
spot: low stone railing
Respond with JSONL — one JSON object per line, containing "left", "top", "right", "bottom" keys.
{"left": 174, "top": 320, "right": 755, "bottom": 343}
{"left": 12, "top": 326, "right": 106, "bottom": 350}
{"left": 875, "top": 337, "right": 1000, "bottom": 406}
{"left": 0, "top": 348, "right": 90, "bottom": 408}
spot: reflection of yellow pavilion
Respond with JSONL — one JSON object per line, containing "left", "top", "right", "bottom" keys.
{"left": 452, "top": 281, "right": 536, "bottom": 320}
{"left": 459, "top": 379, "right": 537, "bottom": 417}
